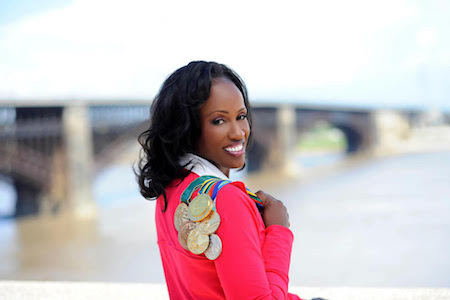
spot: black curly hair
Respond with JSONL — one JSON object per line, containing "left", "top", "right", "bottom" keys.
{"left": 136, "top": 61, "right": 252, "bottom": 210}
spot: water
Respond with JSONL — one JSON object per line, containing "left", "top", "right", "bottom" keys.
{"left": 94, "top": 165, "right": 142, "bottom": 207}
{"left": 297, "top": 151, "right": 346, "bottom": 168}
{"left": 275, "top": 151, "right": 450, "bottom": 287}
{"left": 0, "top": 151, "right": 449, "bottom": 287}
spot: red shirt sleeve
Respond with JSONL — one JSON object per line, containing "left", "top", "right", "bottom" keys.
{"left": 214, "top": 184, "right": 298, "bottom": 300}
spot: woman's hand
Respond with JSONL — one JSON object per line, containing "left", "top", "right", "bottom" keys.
{"left": 256, "top": 190, "right": 290, "bottom": 228}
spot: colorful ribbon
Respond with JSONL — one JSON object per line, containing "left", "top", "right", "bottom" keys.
{"left": 180, "top": 176, "right": 263, "bottom": 212}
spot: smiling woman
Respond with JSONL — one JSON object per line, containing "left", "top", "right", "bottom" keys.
{"left": 136, "top": 61, "right": 304, "bottom": 299}
{"left": 196, "top": 78, "right": 250, "bottom": 177}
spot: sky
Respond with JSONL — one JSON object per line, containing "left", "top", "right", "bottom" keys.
{"left": 0, "top": 0, "right": 449, "bottom": 110}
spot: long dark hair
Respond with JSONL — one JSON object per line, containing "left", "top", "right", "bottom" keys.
{"left": 136, "top": 61, "right": 252, "bottom": 210}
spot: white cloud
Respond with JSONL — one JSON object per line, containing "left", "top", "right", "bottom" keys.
{"left": 0, "top": 0, "right": 448, "bottom": 108}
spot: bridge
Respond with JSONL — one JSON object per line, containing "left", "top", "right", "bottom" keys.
{"left": 0, "top": 99, "right": 436, "bottom": 219}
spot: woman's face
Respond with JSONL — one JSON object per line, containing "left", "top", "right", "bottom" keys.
{"left": 196, "top": 77, "right": 250, "bottom": 177}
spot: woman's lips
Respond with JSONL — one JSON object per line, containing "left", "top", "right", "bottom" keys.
{"left": 224, "top": 142, "right": 245, "bottom": 157}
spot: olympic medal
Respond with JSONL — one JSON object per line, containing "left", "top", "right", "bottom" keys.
{"left": 187, "top": 228, "right": 210, "bottom": 254}
{"left": 188, "top": 194, "right": 213, "bottom": 222}
{"left": 174, "top": 202, "right": 189, "bottom": 231}
{"left": 198, "top": 211, "right": 221, "bottom": 235}
{"left": 204, "top": 234, "right": 222, "bottom": 260}
{"left": 178, "top": 222, "right": 196, "bottom": 251}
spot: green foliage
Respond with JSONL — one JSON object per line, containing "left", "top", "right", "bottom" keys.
{"left": 297, "top": 122, "right": 347, "bottom": 151}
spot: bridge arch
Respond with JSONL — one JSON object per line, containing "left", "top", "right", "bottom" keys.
{"left": 332, "top": 123, "right": 363, "bottom": 153}
{"left": 0, "top": 175, "right": 15, "bottom": 217}
{"left": 295, "top": 119, "right": 364, "bottom": 155}
{"left": 295, "top": 109, "right": 373, "bottom": 155}
{"left": 0, "top": 170, "right": 43, "bottom": 218}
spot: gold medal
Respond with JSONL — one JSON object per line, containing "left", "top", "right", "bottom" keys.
{"left": 187, "top": 228, "right": 210, "bottom": 254}
{"left": 174, "top": 202, "right": 189, "bottom": 231}
{"left": 176, "top": 176, "right": 231, "bottom": 257}
{"left": 198, "top": 211, "right": 221, "bottom": 235}
{"left": 204, "top": 234, "right": 222, "bottom": 260}
{"left": 178, "top": 222, "right": 197, "bottom": 251}
{"left": 188, "top": 194, "right": 213, "bottom": 222}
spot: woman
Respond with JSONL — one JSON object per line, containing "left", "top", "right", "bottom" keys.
{"left": 137, "top": 61, "right": 302, "bottom": 299}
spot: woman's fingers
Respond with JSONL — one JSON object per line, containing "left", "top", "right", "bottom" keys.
{"left": 255, "top": 190, "right": 268, "bottom": 206}
{"left": 256, "top": 190, "right": 290, "bottom": 228}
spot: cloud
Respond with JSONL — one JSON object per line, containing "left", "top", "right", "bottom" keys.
{"left": 0, "top": 0, "right": 448, "bottom": 109}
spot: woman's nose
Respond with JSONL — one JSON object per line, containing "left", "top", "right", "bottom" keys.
{"left": 229, "top": 121, "right": 245, "bottom": 140}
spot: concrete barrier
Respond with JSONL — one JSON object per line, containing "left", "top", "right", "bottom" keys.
{"left": 1, "top": 281, "right": 449, "bottom": 300}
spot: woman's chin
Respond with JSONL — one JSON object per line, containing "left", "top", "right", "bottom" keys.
{"left": 230, "top": 159, "right": 246, "bottom": 170}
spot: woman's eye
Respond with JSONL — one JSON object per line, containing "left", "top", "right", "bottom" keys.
{"left": 237, "top": 114, "right": 247, "bottom": 120}
{"left": 212, "top": 118, "right": 224, "bottom": 125}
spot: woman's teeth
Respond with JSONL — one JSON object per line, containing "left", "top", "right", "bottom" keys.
{"left": 225, "top": 144, "right": 243, "bottom": 152}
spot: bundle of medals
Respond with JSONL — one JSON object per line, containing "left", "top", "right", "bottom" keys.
{"left": 174, "top": 175, "right": 263, "bottom": 260}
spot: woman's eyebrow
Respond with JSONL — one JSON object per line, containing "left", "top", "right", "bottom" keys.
{"left": 206, "top": 107, "right": 247, "bottom": 117}
{"left": 207, "top": 110, "right": 229, "bottom": 117}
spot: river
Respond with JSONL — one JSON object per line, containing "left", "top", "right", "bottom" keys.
{"left": 0, "top": 150, "right": 449, "bottom": 287}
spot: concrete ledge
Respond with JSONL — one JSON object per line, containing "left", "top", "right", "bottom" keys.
{"left": 289, "top": 286, "right": 450, "bottom": 300}
{"left": 0, "top": 281, "right": 168, "bottom": 300}
{"left": 1, "top": 281, "right": 450, "bottom": 300}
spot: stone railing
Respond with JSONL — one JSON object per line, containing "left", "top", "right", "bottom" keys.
{"left": 1, "top": 281, "right": 449, "bottom": 300}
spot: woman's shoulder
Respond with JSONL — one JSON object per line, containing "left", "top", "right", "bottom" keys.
{"left": 215, "top": 180, "right": 265, "bottom": 230}
{"left": 170, "top": 174, "right": 256, "bottom": 210}
{"left": 215, "top": 180, "right": 258, "bottom": 211}
{"left": 219, "top": 180, "right": 249, "bottom": 197}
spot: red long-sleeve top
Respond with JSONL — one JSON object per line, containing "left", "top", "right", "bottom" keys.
{"left": 156, "top": 172, "right": 301, "bottom": 299}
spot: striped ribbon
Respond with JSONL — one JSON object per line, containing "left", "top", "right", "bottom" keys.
{"left": 180, "top": 176, "right": 263, "bottom": 212}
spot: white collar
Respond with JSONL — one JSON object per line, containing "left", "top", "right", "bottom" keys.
{"left": 179, "top": 153, "right": 229, "bottom": 180}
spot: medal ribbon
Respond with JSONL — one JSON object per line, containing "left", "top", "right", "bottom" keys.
{"left": 181, "top": 176, "right": 218, "bottom": 205}
{"left": 181, "top": 176, "right": 263, "bottom": 212}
